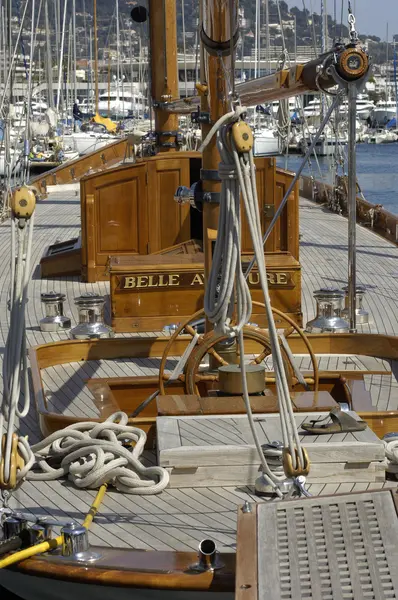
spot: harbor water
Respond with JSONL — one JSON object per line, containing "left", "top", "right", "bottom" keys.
{"left": 279, "top": 143, "right": 398, "bottom": 216}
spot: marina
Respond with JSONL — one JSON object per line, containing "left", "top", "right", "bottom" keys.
{"left": 0, "top": 0, "right": 398, "bottom": 599}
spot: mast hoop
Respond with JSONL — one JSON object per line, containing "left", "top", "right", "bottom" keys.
{"left": 200, "top": 25, "right": 239, "bottom": 57}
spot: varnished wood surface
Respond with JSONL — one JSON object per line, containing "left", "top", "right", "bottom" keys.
{"left": 30, "top": 137, "right": 133, "bottom": 194}
{"left": 80, "top": 155, "right": 193, "bottom": 282}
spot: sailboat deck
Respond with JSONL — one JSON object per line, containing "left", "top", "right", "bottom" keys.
{"left": 1, "top": 186, "right": 398, "bottom": 552}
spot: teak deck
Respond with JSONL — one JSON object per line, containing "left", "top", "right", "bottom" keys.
{"left": 0, "top": 181, "right": 397, "bottom": 553}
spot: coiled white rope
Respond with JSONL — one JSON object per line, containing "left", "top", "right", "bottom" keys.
{"left": 384, "top": 435, "right": 398, "bottom": 480}
{"left": 200, "top": 106, "right": 305, "bottom": 496}
{"left": 23, "top": 412, "right": 169, "bottom": 494}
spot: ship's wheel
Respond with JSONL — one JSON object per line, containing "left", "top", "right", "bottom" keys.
{"left": 158, "top": 303, "right": 319, "bottom": 396}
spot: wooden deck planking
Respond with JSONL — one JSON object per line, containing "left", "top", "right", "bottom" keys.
{"left": 0, "top": 187, "right": 396, "bottom": 551}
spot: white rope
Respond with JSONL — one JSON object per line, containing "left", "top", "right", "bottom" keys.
{"left": 22, "top": 412, "right": 169, "bottom": 494}
{"left": 0, "top": 214, "right": 35, "bottom": 483}
{"left": 169, "top": 332, "right": 199, "bottom": 380}
{"left": 201, "top": 106, "right": 306, "bottom": 495}
{"left": 384, "top": 435, "right": 398, "bottom": 479}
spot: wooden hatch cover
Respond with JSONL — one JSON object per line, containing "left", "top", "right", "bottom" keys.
{"left": 235, "top": 489, "right": 398, "bottom": 600}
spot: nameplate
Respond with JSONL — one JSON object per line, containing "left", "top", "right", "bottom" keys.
{"left": 116, "top": 270, "right": 294, "bottom": 291}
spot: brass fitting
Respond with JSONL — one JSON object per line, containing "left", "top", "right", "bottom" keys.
{"left": 282, "top": 447, "right": 310, "bottom": 478}
{"left": 0, "top": 433, "right": 25, "bottom": 490}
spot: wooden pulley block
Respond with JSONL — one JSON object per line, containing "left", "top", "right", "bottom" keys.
{"left": 0, "top": 433, "right": 25, "bottom": 490}
{"left": 282, "top": 446, "right": 310, "bottom": 478}
{"left": 231, "top": 121, "right": 253, "bottom": 153}
{"left": 11, "top": 185, "right": 36, "bottom": 219}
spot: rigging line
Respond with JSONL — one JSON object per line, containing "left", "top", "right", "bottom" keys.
{"left": 333, "top": 0, "right": 337, "bottom": 42}
{"left": 229, "top": 0, "right": 236, "bottom": 100}
{"left": 340, "top": 0, "right": 345, "bottom": 41}
{"left": 244, "top": 93, "right": 341, "bottom": 281}
{"left": 23, "top": 0, "right": 36, "bottom": 183}
{"left": 15, "top": 0, "right": 29, "bottom": 81}
{"left": 194, "top": 4, "right": 200, "bottom": 84}
{"left": 276, "top": 0, "right": 286, "bottom": 53}
{"left": 301, "top": 0, "right": 311, "bottom": 38}
{"left": 0, "top": 0, "right": 30, "bottom": 115}
{"left": 308, "top": 0, "right": 318, "bottom": 58}
{"left": 181, "top": 0, "right": 188, "bottom": 98}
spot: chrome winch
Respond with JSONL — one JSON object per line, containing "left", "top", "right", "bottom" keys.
{"left": 305, "top": 288, "right": 349, "bottom": 333}
{"left": 40, "top": 292, "right": 71, "bottom": 332}
{"left": 341, "top": 284, "right": 369, "bottom": 324}
{"left": 70, "top": 293, "right": 114, "bottom": 339}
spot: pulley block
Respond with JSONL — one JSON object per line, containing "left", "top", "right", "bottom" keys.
{"left": 282, "top": 446, "right": 310, "bottom": 478}
{"left": 0, "top": 433, "right": 25, "bottom": 490}
{"left": 231, "top": 121, "right": 254, "bottom": 153}
{"left": 11, "top": 185, "right": 36, "bottom": 219}
{"left": 336, "top": 47, "right": 369, "bottom": 80}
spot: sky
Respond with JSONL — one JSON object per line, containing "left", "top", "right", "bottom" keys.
{"left": 284, "top": 0, "right": 397, "bottom": 39}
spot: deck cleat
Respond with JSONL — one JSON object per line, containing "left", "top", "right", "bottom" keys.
{"left": 61, "top": 522, "right": 101, "bottom": 563}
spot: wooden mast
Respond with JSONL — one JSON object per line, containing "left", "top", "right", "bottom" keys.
{"left": 201, "top": 0, "right": 238, "bottom": 283}
{"left": 149, "top": 0, "right": 179, "bottom": 153}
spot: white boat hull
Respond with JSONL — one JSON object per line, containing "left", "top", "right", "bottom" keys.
{"left": 0, "top": 149, "right": 21, "bottom": 176}
{"left": 253, "top": 130, "right": 279, "bottom": 156}
{"left": 70, "top": 133, "right": 120, "bottom": 155}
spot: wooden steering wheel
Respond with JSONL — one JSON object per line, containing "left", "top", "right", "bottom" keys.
{"left": 158, "top": 305, "right": 319, "bottom": 395}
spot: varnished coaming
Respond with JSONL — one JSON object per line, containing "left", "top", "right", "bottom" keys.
{"left": 15, "top": 549, "right": 236, "bottom": 592}
{"left": 30, "top": 138, "right": 133, "bottom": 194}
{"left": 29, "top": 332, "right": 398, "bottom": 440}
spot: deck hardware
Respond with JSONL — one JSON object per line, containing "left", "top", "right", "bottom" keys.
{"left": 189, "top": 539, "right": 224, "bottom": 572}
{"left": 255, "top": 474, "right": 294, "bottom": 497}
{"left": 40, "top": 292, "right": 71, "bottom": 332}
{"left": 11, "top": 186, "right": 36, "bottom": 220}
{"left": 218, "top": 364, "right": 266, "bottom": 395}
{"left": 61, "top": 522, "right": 100, "bottom": 563}
{"left": 27, "top": 519, "right": 53, "bottom": 545}
{"left": 341, "top": 284, "right": 369, "bottom": 324}
{"left": 3, "top": 514, "right": 27, "bottom": 540}
{"left": 191, "top": 108, "right": 210, "bottom": 124}
{"left": 305, "top": 289, "right": 349, "bottom": 333}
{"left": 70, "top": 294, "right": 114, "bottom": 340}
{"left": 282, "top": 447, "right": 310, "bottom": 478}
{"left": 200, "top": 168, "right": 221, "bottom": 182}
{"left": 242, "top": 501, "right": 252, "bottom": 513}
{"left": 163, "top": 323, "right": 180, "bottom": 336}
{"left": 263, "top": 204, "right": 275, "bottom": 218}
{"left": 292, "top": 475, "right": 312, "bottom": 498}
